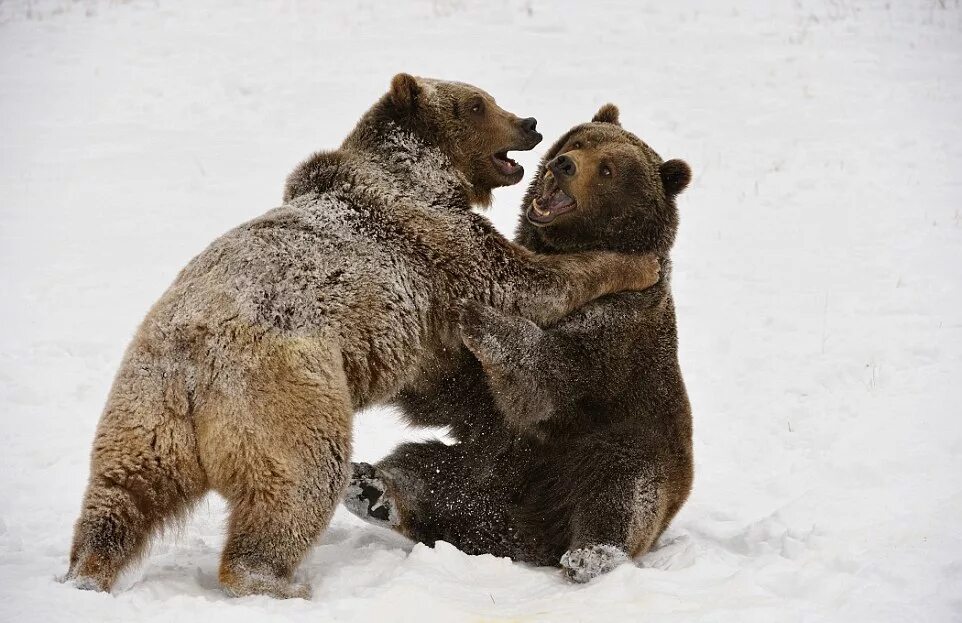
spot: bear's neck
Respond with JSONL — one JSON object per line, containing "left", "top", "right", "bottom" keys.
{"left": 343, "top": 100, "right": 472, "bottom": 208}
{"left": 514, "top": 216, "right": 676, "bottom": 258}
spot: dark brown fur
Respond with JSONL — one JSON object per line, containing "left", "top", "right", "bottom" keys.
{"left": 346, "top": 106, "right": 694, "bottom": 582}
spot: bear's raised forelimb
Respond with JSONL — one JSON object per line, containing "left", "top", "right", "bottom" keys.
{"left": 458, "top": 302, "right": 575, "bottom": 435}
{"left": 497, "top": 249, "right": 660, "bottom": 327}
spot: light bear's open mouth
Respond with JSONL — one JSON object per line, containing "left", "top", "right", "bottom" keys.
{"left": 527, "top": 171, "right": 577, "bottom": 226}
{"left": 491, "top": 151, "right": 523, "bottom": 178}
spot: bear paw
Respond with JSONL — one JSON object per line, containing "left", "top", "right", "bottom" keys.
{"left": 220, "top": 562, "right": 311, "bottom": 600}
{"left": 560, "top": 544, "right": 630, "bottom": 583}
{"left": 343, "top": 462, "right": 399, "bottom": 528}
{"left": 457, "top": 301, "right": 493, "bottom": 356}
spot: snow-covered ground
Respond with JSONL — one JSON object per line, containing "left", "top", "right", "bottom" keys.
{"left": 1, "top": 1, "right": 960, "bottom": 621}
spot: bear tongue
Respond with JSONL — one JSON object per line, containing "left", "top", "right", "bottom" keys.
{"left": 492, "top": 152, "right": 521, "bottom": 175}
{"left": 545, "top": 189, "right": 571, "bottom": 211}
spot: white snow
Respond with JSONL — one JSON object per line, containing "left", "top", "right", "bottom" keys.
{"left": 1, "top": 1, "right": 961, "bottom": 621}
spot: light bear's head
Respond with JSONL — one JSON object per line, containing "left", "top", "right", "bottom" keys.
{"left": 381, "top": 73, "right": 543, "bottom": 206}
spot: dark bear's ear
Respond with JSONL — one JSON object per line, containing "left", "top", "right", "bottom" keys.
{"left": 660, "top": 159, "right": 691, "bottom": 197}
{"left": 390, "top": 73, "right": 421, "bottom": 110}
{"left": 592, "top": 103, "right": 620, "bottom": 125}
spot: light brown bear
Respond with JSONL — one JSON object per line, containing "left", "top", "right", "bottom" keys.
{"left": 63, "top": 75, "right": 661, "bottom": 599}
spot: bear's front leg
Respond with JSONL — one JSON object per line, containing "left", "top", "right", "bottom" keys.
{"left": 459, "top": 300, "right": 539, "bottom": 367}
{"left": 459, "top": 302, "right": 563, "bottom": 434}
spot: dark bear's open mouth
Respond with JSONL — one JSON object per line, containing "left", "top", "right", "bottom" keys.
{"left": 491, "top": 151, "right": 523, "bottom": 178}
{"left": 527, "top": 172, "right": 577, "bottom": 225}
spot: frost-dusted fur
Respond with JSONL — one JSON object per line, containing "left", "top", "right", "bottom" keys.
{"left": 346, "top": 107, "right": 693, "bottom": 582}
{"left": 64, "top": 77, "right": 662, "bottom": 599}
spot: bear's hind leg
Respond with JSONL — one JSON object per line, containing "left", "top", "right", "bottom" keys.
{"left": 346, "top": 441, "right": 527, "bottom": 560}
{"left": 562, "top": 460, "right": 668, "bottom": 583}
{"left": 344, "top": 440, "right": 462, "bottom": 543}
{"left": 65, "top": 354, "right": 207, "bottom": 592}
{"left": 200, "top": 338, "right": 352, "bottom": 599}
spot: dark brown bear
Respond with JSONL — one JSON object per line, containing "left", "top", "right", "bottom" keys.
{"left": 63, "top": 77, "right": 663, "bottom": 599}
{"left": 345, "top": 104, "right": 694, "bottom": 582}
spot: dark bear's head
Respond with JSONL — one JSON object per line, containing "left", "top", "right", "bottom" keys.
{"left": 369, "top": 73, "right": 543, "bottom": 206}
{"left": 517, "top": 104, "right": 691, "bottom": 256}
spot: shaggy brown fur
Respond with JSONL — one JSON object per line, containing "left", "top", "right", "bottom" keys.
{"left": 345, "top": 105, "right": 694, "bottom": 582}
{"left": 63, "top": 77, "right": 662, "bottom": 599}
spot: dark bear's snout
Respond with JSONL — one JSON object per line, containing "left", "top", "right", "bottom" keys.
{"left": 549, "top": 154, "right": 577, "bottom": 178}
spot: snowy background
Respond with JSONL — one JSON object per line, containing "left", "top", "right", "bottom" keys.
{"left": 1, "top": 0, "right": 961, "bottom": 621}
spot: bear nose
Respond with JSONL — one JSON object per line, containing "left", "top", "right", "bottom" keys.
{"left": 549, "top": 154, "right": 577, "bottom": 177}
{"left": 520, "top": 117, "right": 538, "bottom": 134}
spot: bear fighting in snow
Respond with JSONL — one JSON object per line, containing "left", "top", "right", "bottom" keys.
{"left": 64, "top": 78, "right": 662, "bottom": 599}
{"left": 345, "top": 104, "right": 694, "bottom": 583}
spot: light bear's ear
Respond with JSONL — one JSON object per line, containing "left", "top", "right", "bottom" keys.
{"left": 390, "top": 73, "right": 421, "bottom": 110}
{"left": 660, "top": 159, "right": 691, "bottom": 197}
{"left": 591, "top": 103, "right": 620, "bottom": 125}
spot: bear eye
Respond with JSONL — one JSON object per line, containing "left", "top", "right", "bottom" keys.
{"left": 600, "top": 164, "right": 612, "bottom": 177}
{"left": 572, "top": 141, "right": 583, "bottom": 149}
{"left": 470, "top": 98, "right": 484, "bottom": 114}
